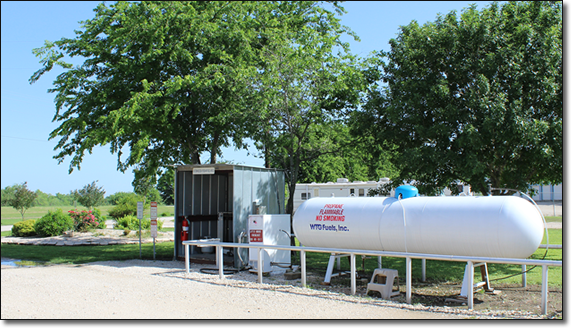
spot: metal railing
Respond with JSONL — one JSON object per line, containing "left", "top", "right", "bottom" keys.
{"left": 183, "top": 240, "right": 561, "bottom": 315}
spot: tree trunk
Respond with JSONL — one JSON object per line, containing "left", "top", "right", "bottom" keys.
{"left": 210, "top": 132, "right": 219, "bottom": 164}
{"left": 191, "top": 152, "right": 201, "bottom": 165}
{"left": 264, "top": 145, "right": 271, "bottom": 168}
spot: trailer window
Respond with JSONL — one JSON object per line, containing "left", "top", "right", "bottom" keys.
{"left": 359, "top": 189, "right": 365, "bottom": 197}
{"left": 301, "top": 192, "right": 311, "bottom": 200}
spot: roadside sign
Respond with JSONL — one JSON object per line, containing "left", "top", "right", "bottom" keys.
{"left": 151, "top": 219, "right": 158, "bottom": 238}
{"left": 137, "top": 201, "right": 143, "bottom": 220}
{"left": 150, "top": 201, "right": 157, "bottom": 219}
{"left": 150, "top": 201, "right": 158, "bottom": 239}
{"left": 150, "top": 201, "right": 158, "bottom": 258}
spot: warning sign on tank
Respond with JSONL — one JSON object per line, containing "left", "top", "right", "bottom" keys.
{"left": 311, "top": 203, "right": 349, "bottom": 232}
{"left": 315, "top": 203, "right": 345, "bottom": 222}
{"left": 250, "top": 229, "right": 263, "bottom": 242}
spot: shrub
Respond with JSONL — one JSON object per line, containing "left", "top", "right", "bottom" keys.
{"left": 108, "top": 203, "right": 135, "bottom": 219}
{"left": 114, "top": 215, "right": 163, "bottom": 231}
{"left": 11, "top": 219, "right": 37, "bottom": 237}
{"left": 91, "top": 207, "right": 107, "bottom": 229}
{"left": 114, "top": 215, "right": 140, "bottom": 230}
{"left": 107, "top": 193, "right": 147, "bottom": 219}
{"left": 34, "top": 209, "right": 74, "bottom": 237}
{"left": 68, "top": 209, "right": 99, "bottom": 232}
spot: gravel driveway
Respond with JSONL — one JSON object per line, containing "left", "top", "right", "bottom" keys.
{"left": 0, "top": 259, "right": 488, "bottom": 319}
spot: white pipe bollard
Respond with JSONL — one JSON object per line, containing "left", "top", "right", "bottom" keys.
{"left": 350, "top": 253, "right": 356, "bottom": 295}
{"left": 406, "top": 257, "right": 412, "bottom": 304}
{"left": 258, "top": 248, "right": 264, "bottom": 283}
{"left": 541, "top": 265, "right": 548, "bottom": 315}
{"left": 301, "top": 250, "right": 307, "bottom": 287}
{"left": 378, "top": 256, "right": 382, "bottom": 269}
{"left": 185, "top": 244, "right": 190, "bottom": 274}
{"left": 218, "top": 245, "right": 224, "bottom": 279}
{"left": 522, "top": 265, "right": 527, "bottom": 287}
{"left": 467, "top": 261, "right": 474, "bottom": 310}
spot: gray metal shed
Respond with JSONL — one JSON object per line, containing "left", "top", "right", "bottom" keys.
{"left": 174, "top": 164, "right": 286, "bottom": 267}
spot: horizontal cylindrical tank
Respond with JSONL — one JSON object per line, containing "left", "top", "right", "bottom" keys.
{"left": 292, "top": 196, "right": 544, "bottom": 259}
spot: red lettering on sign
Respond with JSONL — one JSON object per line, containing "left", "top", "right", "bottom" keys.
{"left": 250, "top": 229, "right": 263, "bottom": 242}
{"left": 317, "top": 204, "right": 346, "bottom": 222}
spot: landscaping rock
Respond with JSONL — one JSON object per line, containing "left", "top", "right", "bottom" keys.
{"left": 1, "top": 229, "right": 175, "bottom": 246}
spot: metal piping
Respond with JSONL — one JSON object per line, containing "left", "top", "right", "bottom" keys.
{"left": 184, "top": 240, "right": 561, "bottom": 315}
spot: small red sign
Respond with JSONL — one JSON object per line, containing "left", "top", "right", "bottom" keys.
{"left": 250, "top": 229, "right": 263, "bottom": 243}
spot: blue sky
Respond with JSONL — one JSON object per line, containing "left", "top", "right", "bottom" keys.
{"left": 1, "top": 1, "right": 510, "bottom": 196}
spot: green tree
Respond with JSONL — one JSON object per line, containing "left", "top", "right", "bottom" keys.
{"left": 157, "top": 167, "right": 174, "bottom": 205}
{"left": 55, "top": 192, "right": 75, "bottom": 206}
{"left": 72, "top": 181, "right": 106, "bottom": 210}
{"left": 247, "top": 2, "right": 366, "bottom": 214}
{"left": 33, "top": 190, "right": 50, "bottom": 206}
{"left": 8, "top": 182, "right": 38, "bottom": 221}
{"left": 1, "top": 185, "right": 18, "bottom": 206}
{"left": 107, "top": 192, "right": 148, "bottom": 219}
{"left": 28, "top": 1, "right": 285, "bottom": 184}
{"left": 362, "top": 1, "right": 562, "bottom": 195}
{"left": 297, "top": 121, "right": 399, "bottom": 184}
{"left": 29, "top": 1, "right": 372, "bottom": 213}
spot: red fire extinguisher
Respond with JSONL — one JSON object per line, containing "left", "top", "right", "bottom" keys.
{"left": 181, "top": 217, "right": 189, "bottom": 242}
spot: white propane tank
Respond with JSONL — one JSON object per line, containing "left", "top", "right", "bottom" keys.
{"left": 292, "top": 196, "right": 544, "bottom": 259}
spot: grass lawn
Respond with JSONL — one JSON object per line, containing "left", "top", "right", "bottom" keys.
{"left": 1, "top": 242, "right": 174, "bottom": 264}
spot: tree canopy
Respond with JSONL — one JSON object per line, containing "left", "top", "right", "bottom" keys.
{"left": 30, "top": 1, "right": 286, "bottom": 180}
{"left": 359, "top": 1, "right": 562, "bottom": 195}
{"left": 8, "top": 182, "right": 38, "bottom": 220}
{"left": 30, "top": 1, "right": 367, "bottom": 213}
{"left": 244, "top": 2, "right": 367, "bottom": 213}
{"left": 71, "top": 180, "right": 106, "bottom": 210}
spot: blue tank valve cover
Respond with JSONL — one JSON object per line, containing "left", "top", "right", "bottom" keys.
{"left": 395, "top": 185, "right": 419, "bottom": 199}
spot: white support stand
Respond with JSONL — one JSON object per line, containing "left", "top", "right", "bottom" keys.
{"left": 460, "top": 262, "right": 495, "bottom": 297}
{"left": 323, "top": 253, "right": 351, "bottom": 285}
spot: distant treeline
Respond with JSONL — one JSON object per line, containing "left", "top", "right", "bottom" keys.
{"left": 1, "top": 187, "right": 166, "bottom": 207}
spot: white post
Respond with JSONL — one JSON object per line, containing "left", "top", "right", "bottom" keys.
{"left": 406, "top": 257, "right": 412, "bottom": 304}
{"left": 541, "top": 265, "right": 548, "bottom": 315}
{"left": 258, "top": 248, "right": 263, "bottom": 284}
{"left": 378, "top": 256, "right": 382, "bottom": 269}
{"left": 350, "top": 253, "right": 356, "bottom": 295}
{"left": 467, "top": 261, "right": 474, "bottom": 310}
{"left": 218, "top": 245, "right": 224, "bottom": 280}
{"left": 301, "top": 250, "right": 307, "bottom": 288}
{"left": 522, "top": 265, "right": 527, "bottom": 287}
{"left": 185, "top": 243, "right": 189, "bottom": 274}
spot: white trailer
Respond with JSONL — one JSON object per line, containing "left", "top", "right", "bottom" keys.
{"left": 293, "top": 178, "right": 472, "bottom": 214}
{"left": 293, "top": 178, "right": 392, "bottom": 214}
